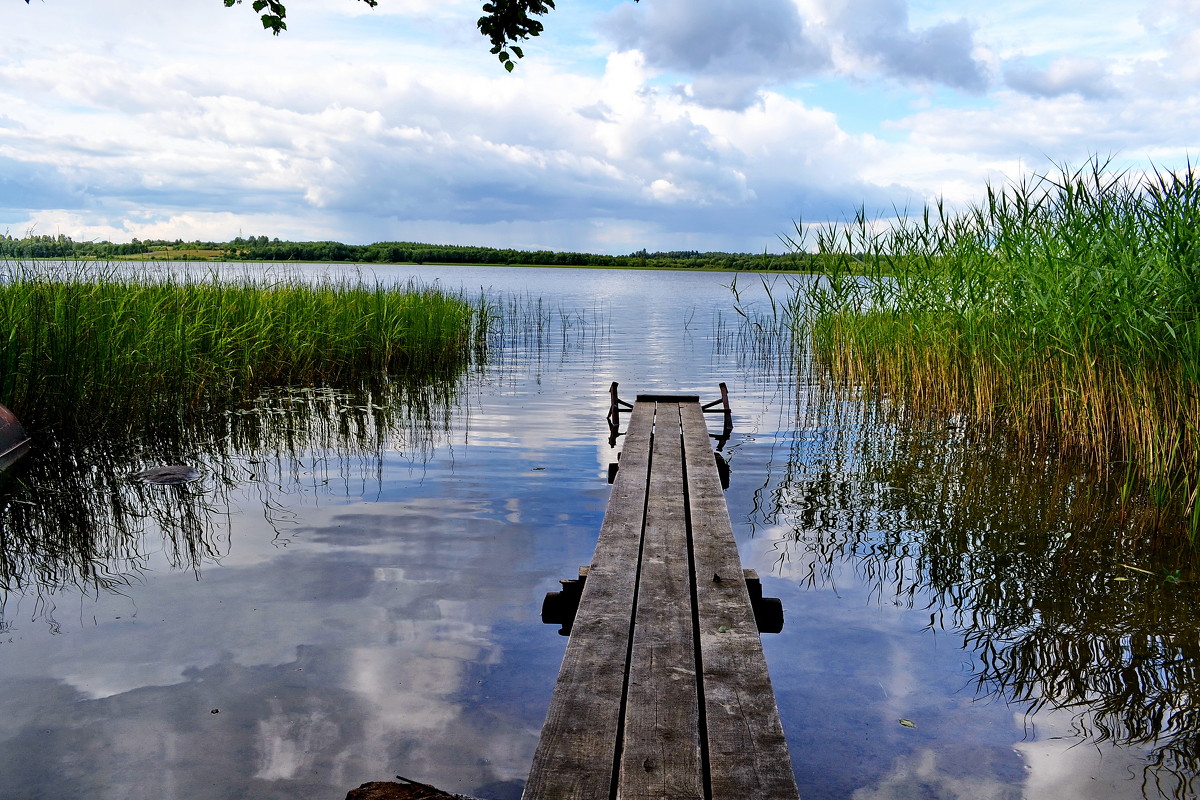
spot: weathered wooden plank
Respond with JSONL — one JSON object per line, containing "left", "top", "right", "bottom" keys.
{"left": 522, "top": 402, "right": 656, "bottom": 800}
{"left": 680, "top": 402, "right": 799, "bottom": 800}
{"left": 617, "top": 403, "right": 704, "bottom": 800}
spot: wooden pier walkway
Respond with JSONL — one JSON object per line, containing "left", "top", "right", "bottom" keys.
{"left": 524, "top": 391, "right": 799, "bottom": 800}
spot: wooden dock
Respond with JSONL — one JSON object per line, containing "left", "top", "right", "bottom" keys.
{"left": 525, "top": 391, "right": 799, "bottom": 800}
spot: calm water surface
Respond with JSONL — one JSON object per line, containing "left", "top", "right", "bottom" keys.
{"left": 1, "top": 264, "right": 1196, "bottom": 799}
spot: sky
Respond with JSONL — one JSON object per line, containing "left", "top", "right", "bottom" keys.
{"left": 1, "top": 0, "right": 1197, "bottom": 255}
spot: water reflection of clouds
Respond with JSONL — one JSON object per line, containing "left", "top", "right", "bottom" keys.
{"left": 851, "top": 749, "right": 1020, "bottom": 800}
{"left": 753, "top": 551, "right": 1030, "bottom": 800}
{"left": 734, "top": 436, "right": 1033, "bottom": 800}
{"left": 0, "top": 651, "right": 534, "bottom": 800}
{"left": 1014, "top": 708, "right": 1154, "bottom": 799}
{"left": 0, "top": 479, "right": 568, "bottom": 799}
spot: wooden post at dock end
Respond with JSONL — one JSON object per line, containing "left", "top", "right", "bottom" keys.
{"left": 607, "top": 382, "right": 634, "bottom": 446}
{"left": 701, "top": 381, "right": 733, "bottom": 450}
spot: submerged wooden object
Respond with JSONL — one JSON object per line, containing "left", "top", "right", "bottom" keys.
{"left": 525, "top": 391, "right": 798, "bottom": 800}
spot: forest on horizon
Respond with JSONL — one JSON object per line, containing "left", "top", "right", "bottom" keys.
{"left": 0, "top": 233, "right": 807, "bottom": 271}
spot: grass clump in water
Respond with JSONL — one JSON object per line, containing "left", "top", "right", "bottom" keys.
{"left": 0, "top": 264, "right": 482, "bottom": 432}
{"left": 792, "top": 158, "right": 1200, "bottom": 538}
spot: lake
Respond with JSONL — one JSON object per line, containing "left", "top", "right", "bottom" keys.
{"left": 1, "top": 263, "right": 1196, "bottom": 800}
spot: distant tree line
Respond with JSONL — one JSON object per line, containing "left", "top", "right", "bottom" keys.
{"left": 0, "top": 234, "right": 224, "bottom": 260}
{"left": 0, "top": 233, "right": 812, "bottom": 271}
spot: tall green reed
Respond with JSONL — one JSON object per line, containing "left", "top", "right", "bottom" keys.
{"left": 790, "top": 158, "right": 1200, "bottom": 540}
{"left": 0, "top": 263, "right": 482, "bottom": 433}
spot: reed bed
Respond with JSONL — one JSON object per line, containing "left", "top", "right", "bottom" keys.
{"left": 0, "top": 263, "right": 482, "bottom": 432}
{"left": 791, "top": 159, "right": 1200, "bottom": 538}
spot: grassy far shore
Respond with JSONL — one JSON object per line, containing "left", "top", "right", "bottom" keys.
{"left": 0, "top": 264, "right": 482, "bottom": 434}
{"left": 795, "top": 159, "right": 1200, "bottom": 541}
{"left": 0, "top": 236, "right": 809, "bottom": 272}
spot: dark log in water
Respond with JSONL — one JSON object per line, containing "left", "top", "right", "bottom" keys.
{"left": 0, "top": 403, "right": 30, "bottom": 471}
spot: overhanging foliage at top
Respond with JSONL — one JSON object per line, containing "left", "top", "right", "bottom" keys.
{"left": 217, "top": 0, "right": 639, "bottom": 71}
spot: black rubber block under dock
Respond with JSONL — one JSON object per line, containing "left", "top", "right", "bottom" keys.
{"left": 524, "top": 394, "right": 799, "bottom": 800}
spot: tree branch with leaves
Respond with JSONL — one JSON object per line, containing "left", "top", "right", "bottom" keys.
{"left": 222, "top": 0, "right": 379, "bottom": 35}
{"left": 25, "top": 0, "right": 637, "bottom": 71}
{"left": 476, "top": 0, "right": 553, "bottom": 72}
{"left": 218, "top": 0, "right": 637, "bottom": 71}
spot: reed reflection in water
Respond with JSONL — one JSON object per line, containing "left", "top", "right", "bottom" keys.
{"left": 0, "top": 377, "right": 456, "bottom": 633}
{"left": 759, "top": 377, "right": 1200, "bottom": 799}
